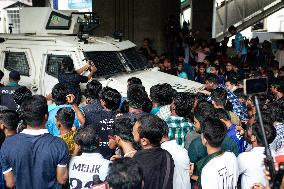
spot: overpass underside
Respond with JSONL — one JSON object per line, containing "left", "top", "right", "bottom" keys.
{"left": 215, "top": 0, "right": 284, "bottom": 40}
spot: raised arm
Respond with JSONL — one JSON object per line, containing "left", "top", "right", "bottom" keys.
{"left": 66, "top": 94, "right": 85, "bottom": 126}
{"left": 76, "top": 64, "right": 90, "bottom": 75}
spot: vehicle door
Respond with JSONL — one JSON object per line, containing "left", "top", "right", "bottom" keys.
{"left": 0, "top": 48, "right": 36, "bottom": 91}
{"left": 41, "top": 50, "right": 78, "bottom": 97}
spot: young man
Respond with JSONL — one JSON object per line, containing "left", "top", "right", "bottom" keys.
{"left": 59, "top": 57, "right": 97, "bottom": 104}
{"left": 271, "top": 78, "right": 284, "bottom": 106}
{"left": 200, "top": 117, "right": 239, "bottom": 189}
{"left": 56, "top": 107, "right": 76, "bottom": 156}
{"left": 6, "top": 70, "right": 21, "bottom": 87}
{"left": 264, "top": 105, "right": 284, "bottom": 153}
{"left": 0, "top": 95, "right": 69, "bottom": 189}
{"left": 82, "top": 79, "right": 103, "bottom": 117}
{"left": 205, "top": 73, "right": 248, "bottom": 121}
{"left": 159, "top": 118, "right": 191, "bottom": 189}
{"left": 133, "top": 115, "right": 174, "bottom": 189}
{"left": 150, "top": 83, "right": 176, "bottom": 116}
{"left": 69, "top": 126, "right": 110, "bottom": 188}
{"left": 224, "top": 61, "right": 237, "bottom": 80}
{"left": 106, "top": 158, "right": 143, "bottom": 189}
{"left": 225, "top": 78, "right": 238, "bottom": 93}
{"left": 46, "top": 83, "right": 84, "bottom": 136}
{"left": 165, "top": 92, "right": 194, "bottom": 147}
{"left": 210, "top": 64, "right": 225, "bottom": 85}
{"left": 238, "top": 122, "right": 276, "bottom": 189}
{"left": 85, "top": 87, "right": 121, "bottom": 159}
{"left": 117, "top": 84, "right": 148, "bottom": 122}
{"left": 185, "top": 101, "right": 215, "bottom": 149}
{"left": 187, "top": 117, "right": 239, "bottom": 168}
{"left": 228, "top": 25, "right": 247, "bottom": 69}
{"left": 127, "top": 77, "right": 142, "bottom": 87}
{"left": 155, "top": 83, "right": 177, "bottom": 120}
{"left": 0, "top": 110, "right": 19, "bottom": 137}
{"left": 112, "top": 118, "right": 136, "bottom": 158}
{"left": 119, "top": 77, "right": 143, "bottom": 111}
{"left": 211, "top": 88, "right": 242, "bottom": 128}
{"left": 163, "top": 59, "right": 177, "bottom": 76}
{"left": 215, "top": 108, "right": 245, "bottom": 153}
{"left": 0, "top": 71, "right": 22, "bottom": 111}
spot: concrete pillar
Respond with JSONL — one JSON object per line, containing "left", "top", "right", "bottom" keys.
{"left": 92, "top": 0, "right": 180, "bottom": 54}
{"left": 191, "top": 0, "right": 215, "bottom": 40}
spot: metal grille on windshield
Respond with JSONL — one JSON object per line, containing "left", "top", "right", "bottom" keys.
{"left": 122, "top": 48, "right": 148, "bottom": 70}
{"left": 85, "top": 51, "right": 126, "bottom": 77}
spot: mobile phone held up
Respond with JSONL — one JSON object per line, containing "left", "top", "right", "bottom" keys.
{"left": 243, "top": 77, "right": 268, "bottom": 96}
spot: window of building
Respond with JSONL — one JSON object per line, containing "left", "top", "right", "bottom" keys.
{"left": 4, "top": 52, "right": 30, "bottom": 76}
{"left": 7, "top": 9, "right": 20, "bottom": 33}
{"left": 46, "top": 55, "right": 68, "bottom": 78}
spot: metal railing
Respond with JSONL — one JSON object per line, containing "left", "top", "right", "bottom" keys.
{"left": 214, "top": 0, "right": 284, "bottom": 40}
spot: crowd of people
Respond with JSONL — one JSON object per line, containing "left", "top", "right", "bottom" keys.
{"left": 0, "top": 24, "right": 282, "bottom": 189}
{"left": 142, "top": 25, "right": 284, "bottom": 85}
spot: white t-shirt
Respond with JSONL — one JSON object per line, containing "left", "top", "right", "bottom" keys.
{"left": 157, "top": 105, "right": 171, "bottom": 120}
{"left": 238, "top": 147, "right": 268, "bottom": 189}
{"left": 69, "top": 153, "right": 110, "bottom": 189}
{"left": 201, "top": 152, "right": 238, "bottom": 189}
{"left": 275, "top": 49, "right": 284, "bottom": 68}
{"left": 161, "top": 140, "right": 191, "bottom": 189}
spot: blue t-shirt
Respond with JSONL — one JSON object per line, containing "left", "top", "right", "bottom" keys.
{"left": 235, "top": 32, "right": 247, "bottom": 55}
{"left": 46, "top": 104, "right": 81, "bottom": 136}
{"left": 0, "top": 165, "right": 5, "bottom": 189}
{"left": 227, "top": 124, "right": 245, "bottom": 153}
{"left": 150, "top": 106, "right": 161, "bottom": 115}
{"left": 178, "top": 72, "right": 188, "bottom": 79}
{"left": 0, "top": 130, "right": 69, "bottom": 189}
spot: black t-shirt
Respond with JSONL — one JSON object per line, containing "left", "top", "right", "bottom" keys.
{"left": 0, "top": 85, "right": 21, "bottom": 111}
{"left": 163, "top": 68, "right": 177, "bottom": 76}
{"left": 133, "top": 147, "right": 174, "bottom": 189}
{"left": 58, "top": 73, "right": 88, "bottom": 104}
{"left": 85, "top": 110, "right": 117, "bottom": 159}
{"left": 224, "top": 71, "right": 237, "bottom": 80}
{"left": 82, "top": 99, "right": 103, "bottom": 122}
{"left": 116, "top": 112, "right": 148, "bottom": 123}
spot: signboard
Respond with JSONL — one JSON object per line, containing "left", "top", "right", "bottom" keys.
{"left": 68, "top": 0, "right": 92, "bottom": 9}
{"left": 53, "top": 0, "right": 92, "bottom": 10}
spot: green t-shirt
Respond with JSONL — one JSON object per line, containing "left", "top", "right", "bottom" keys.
{"left": 188, "top": 135, "right": 239, "bottom": 164}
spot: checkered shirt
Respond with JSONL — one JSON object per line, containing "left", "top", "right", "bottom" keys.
{"left": 208, "top": 85, "right": 248, "bottom": 120}
{"left": 270, "top": 122, "right": 284, "bottom": 153}
{"left": 165, "top": 116, "right": 194, "bottom": 147}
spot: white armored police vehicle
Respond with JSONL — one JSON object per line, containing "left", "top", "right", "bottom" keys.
{"left": 0, "top": 7, "right": 203, "bottom": 97}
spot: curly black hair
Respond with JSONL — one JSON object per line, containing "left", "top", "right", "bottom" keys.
{"left": 127, "top": 84, "right": 148, "bottom": 109}
{"left": 150, "top": 83, "right": 176, "bottom": 106}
